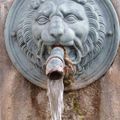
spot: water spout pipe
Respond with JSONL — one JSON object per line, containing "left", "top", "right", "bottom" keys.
{"left": 46, "top": 47, "right": 65, "bottom": 81}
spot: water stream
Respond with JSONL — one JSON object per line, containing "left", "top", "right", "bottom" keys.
{"left": 47, "top": 79, "right": 64, "bottom": 120}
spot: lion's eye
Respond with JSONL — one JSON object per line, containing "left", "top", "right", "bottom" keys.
{"left": 64, "top": 14, "right": 79, "bottom": 24}
{"left": 36, "top": 15, "right": 49, "bottom": 25}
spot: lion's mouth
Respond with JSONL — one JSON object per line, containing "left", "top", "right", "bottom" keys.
{"left": 37, "top": 43, "right": 82, "bottom": 65}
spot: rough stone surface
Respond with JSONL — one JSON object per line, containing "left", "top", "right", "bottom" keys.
{"left": 100, "top": 1, "right": 120, "bottom": 120}
{"left": 0, "top": 0, "right": 120, "bottom": 120}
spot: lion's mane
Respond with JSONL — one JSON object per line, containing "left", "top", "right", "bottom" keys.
{"left": 16, "top": 0, "right": 105, "bottom": 72}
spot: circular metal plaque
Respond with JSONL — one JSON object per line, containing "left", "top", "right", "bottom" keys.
{"left": 5, "top": 0, "right": 119, "bottom": 90}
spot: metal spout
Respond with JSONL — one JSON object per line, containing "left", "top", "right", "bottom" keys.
{"left": 46, "top": 47, "right": 65, "bottom": 80}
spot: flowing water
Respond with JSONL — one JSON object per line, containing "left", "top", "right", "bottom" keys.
{"left": 47, "top": 79, "right": 64, "bottom": 120}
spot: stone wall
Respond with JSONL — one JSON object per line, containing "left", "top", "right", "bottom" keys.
{"left": 0, "top": 0, "right": 120, "bottom": 120}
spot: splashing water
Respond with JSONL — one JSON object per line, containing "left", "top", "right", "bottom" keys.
{"left": 47, "top": 79, "right": 64, "bottom": 120}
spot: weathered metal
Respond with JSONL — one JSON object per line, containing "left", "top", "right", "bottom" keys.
{"left": 46, "top": 47, "right": 65, "bottom": 81}
{"left": 4, "top": 0, "right": 119, "bottom": 90}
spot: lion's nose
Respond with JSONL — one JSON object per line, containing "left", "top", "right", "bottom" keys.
{"left": 50, "top": 16, "right": 64, "bottom": 39}
{"left": 50, "top": 28, "right": 64, "bottom": 39}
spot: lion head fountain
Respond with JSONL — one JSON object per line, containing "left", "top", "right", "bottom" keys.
{"left": 5, "top": 1, "right": 119, "bottom": 119}
{"left": 5, "top": 0, "right": 119, "bottom": 90}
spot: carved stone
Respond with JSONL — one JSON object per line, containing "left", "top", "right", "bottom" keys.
{"left": 5, "top": 0, "right": 119, "bottom": 90}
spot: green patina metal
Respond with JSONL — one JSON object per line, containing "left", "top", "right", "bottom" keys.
{"left": 5, "top": 0, "right": 119, "bottom": 90}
